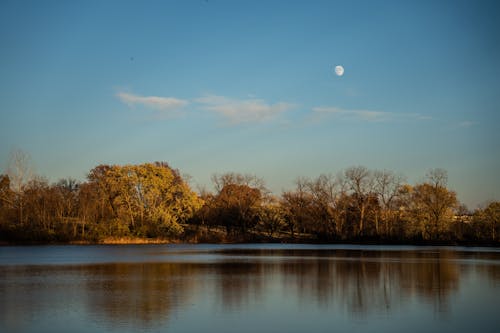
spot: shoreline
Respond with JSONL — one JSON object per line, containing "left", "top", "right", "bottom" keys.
{"left": 70, "top": 237, "right": 173, "bottom": 245}
{"left": 1, "top": 237, "right": 498, "bottom": 247}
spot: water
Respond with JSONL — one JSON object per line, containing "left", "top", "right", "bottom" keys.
{"left": 1, "top": 244, "right": 499, "bottom": 333}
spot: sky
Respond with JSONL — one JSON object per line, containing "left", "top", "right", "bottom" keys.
{"left": 0, "top": 0, "right": 499, "bottom": 208}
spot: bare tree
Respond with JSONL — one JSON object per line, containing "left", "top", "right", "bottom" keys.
{"left": 211, "top": 172, "right": 267, "bottom": 195}
{"left": 7, "top": 149, "right": 34, "bottom": 194}
{"left": 306, "top": 174, "right": 339, "bottom": 237}
{"left": 344, "top": 166, "right": 375, "bottom": 236}
{"left": 426, "top": 168, "right": 448, "bottom": 188}
{"left": 6, "top": 149, "right": 34, "bottom": 224}
{"left": 374, "top": 170, "right": 406, "bottom": 236}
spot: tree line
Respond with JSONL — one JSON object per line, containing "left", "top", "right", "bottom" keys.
{"left": 0, "top": 152, "right": 498, "bottom": 244}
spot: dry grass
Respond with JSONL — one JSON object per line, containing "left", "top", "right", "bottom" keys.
{"left": 99, "top": 237, "right": 171, "bottom": 244}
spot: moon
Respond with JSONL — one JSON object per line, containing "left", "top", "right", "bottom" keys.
{"left": 334, "top": 65, "right": 344, "bottom": 77}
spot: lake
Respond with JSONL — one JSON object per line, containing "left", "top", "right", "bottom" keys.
{"left": 1, "top": 244, "right": 499, "bottom": 333}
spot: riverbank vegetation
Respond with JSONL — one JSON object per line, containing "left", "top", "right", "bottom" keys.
{"left": 0, "top": 153, "right": 498, "bottom": 245}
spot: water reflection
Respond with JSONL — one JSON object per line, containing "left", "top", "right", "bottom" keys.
{"left": 84, "top": 263, "right": 199, "bottom": 329}
{"left": 0, "top": 247, "right": 499, "bottom": 333}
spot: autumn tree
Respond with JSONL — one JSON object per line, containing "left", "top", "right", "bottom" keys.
{"left": 0, "top": 175, "right": 14, "bottom": 211}
{"left": 132, "top": 162, "right": 202, "bottom": 236}
{"left": 257, "top": 196, "right": 285, "bottom": 237}
{"left": 87, "top": 164, "right": 118, "bottom": 222}
{"left": 409, "top": 169, "right": 458, "bottom": 240}
{"left": 0, "top": 175, "right": 15, "bottom": 229}
{"left": 204, "top": 172, "right": 265, "bottom": 237}
{"left": 0, "top": 175, "right": 13, "bottom": 204}
{"left": 190, "top": 191, "right": 217, "bottom": 230}
{"left": 86, "top": 162, "right": 202, "bottom": 238}
{"left": 473, "top": 202, "right": 500, "bottom": 242}
{"left": 1, "top": 157, "right": 496, "bottom": 245}
{"left": 212, "top": 183, "right": 262, "bottom": 235}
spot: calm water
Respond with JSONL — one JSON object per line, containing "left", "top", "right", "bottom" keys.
{"left": 1, "top": 244, "right": 499, "bottom": 333}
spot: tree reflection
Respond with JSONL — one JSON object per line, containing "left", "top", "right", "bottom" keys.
{"left": 1, "top": 248, "right": 499, "bottom": 331}
{"left": 277, "top": 250, "right": 460, "bottom": 315}
{"left": 195, "top": 249, "right": 464, "bottom": 316}
{"left": 82, "top": 263, "right": 199, "bottom": 329}
{"left": 213, "top": 262, "right": 265, "bottom": 311}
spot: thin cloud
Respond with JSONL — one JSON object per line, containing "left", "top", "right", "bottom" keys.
{"left": 415, "top": 114, "right": 433, "bottom": 120}
{"left": 311, "top": 106, "right": 432, "bottom": 122}
{"left": 196, "top": 94, "right": 294, "bottom": 124}
{"left": 312, "top": 106, "right": 391, "bottom": 122}
{"left": 117, "top": 92, "right": 188, "bottom": 111}
{"left": 458, "top": 120, "right": 478, "bottom": 128}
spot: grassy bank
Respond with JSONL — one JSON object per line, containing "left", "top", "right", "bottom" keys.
{"left": 70, "top": 237, "right": 172, "bottom": 245}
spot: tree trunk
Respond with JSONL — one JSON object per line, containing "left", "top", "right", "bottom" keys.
{"left": 359, "top": 205, "right": 365, "bottom": 236}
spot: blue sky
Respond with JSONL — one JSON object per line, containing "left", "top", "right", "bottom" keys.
{"left": 1, "top": 0, "right": 499, "bottom": 208}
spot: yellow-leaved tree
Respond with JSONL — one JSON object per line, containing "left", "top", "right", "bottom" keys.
{"left": 87, "top": 162, "right": 202, "bottom": 238}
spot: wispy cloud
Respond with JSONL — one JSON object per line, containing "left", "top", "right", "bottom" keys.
{"left": 196, "top": 94, "right": 294, "bottom": 124}
{"left": 117, "top": 92, "right": 188, "bottom": 111}
{"left": 458, "top": 120, "right": 478, "bottom": 128}
{"left": 414, "top": 114, "right": 433, "bottom": 120}
{"left": 312, "top": 106, "right": 392, "bottom": 122}
{"left": 311, "top": 106, "right": 432, "bottom": 123}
